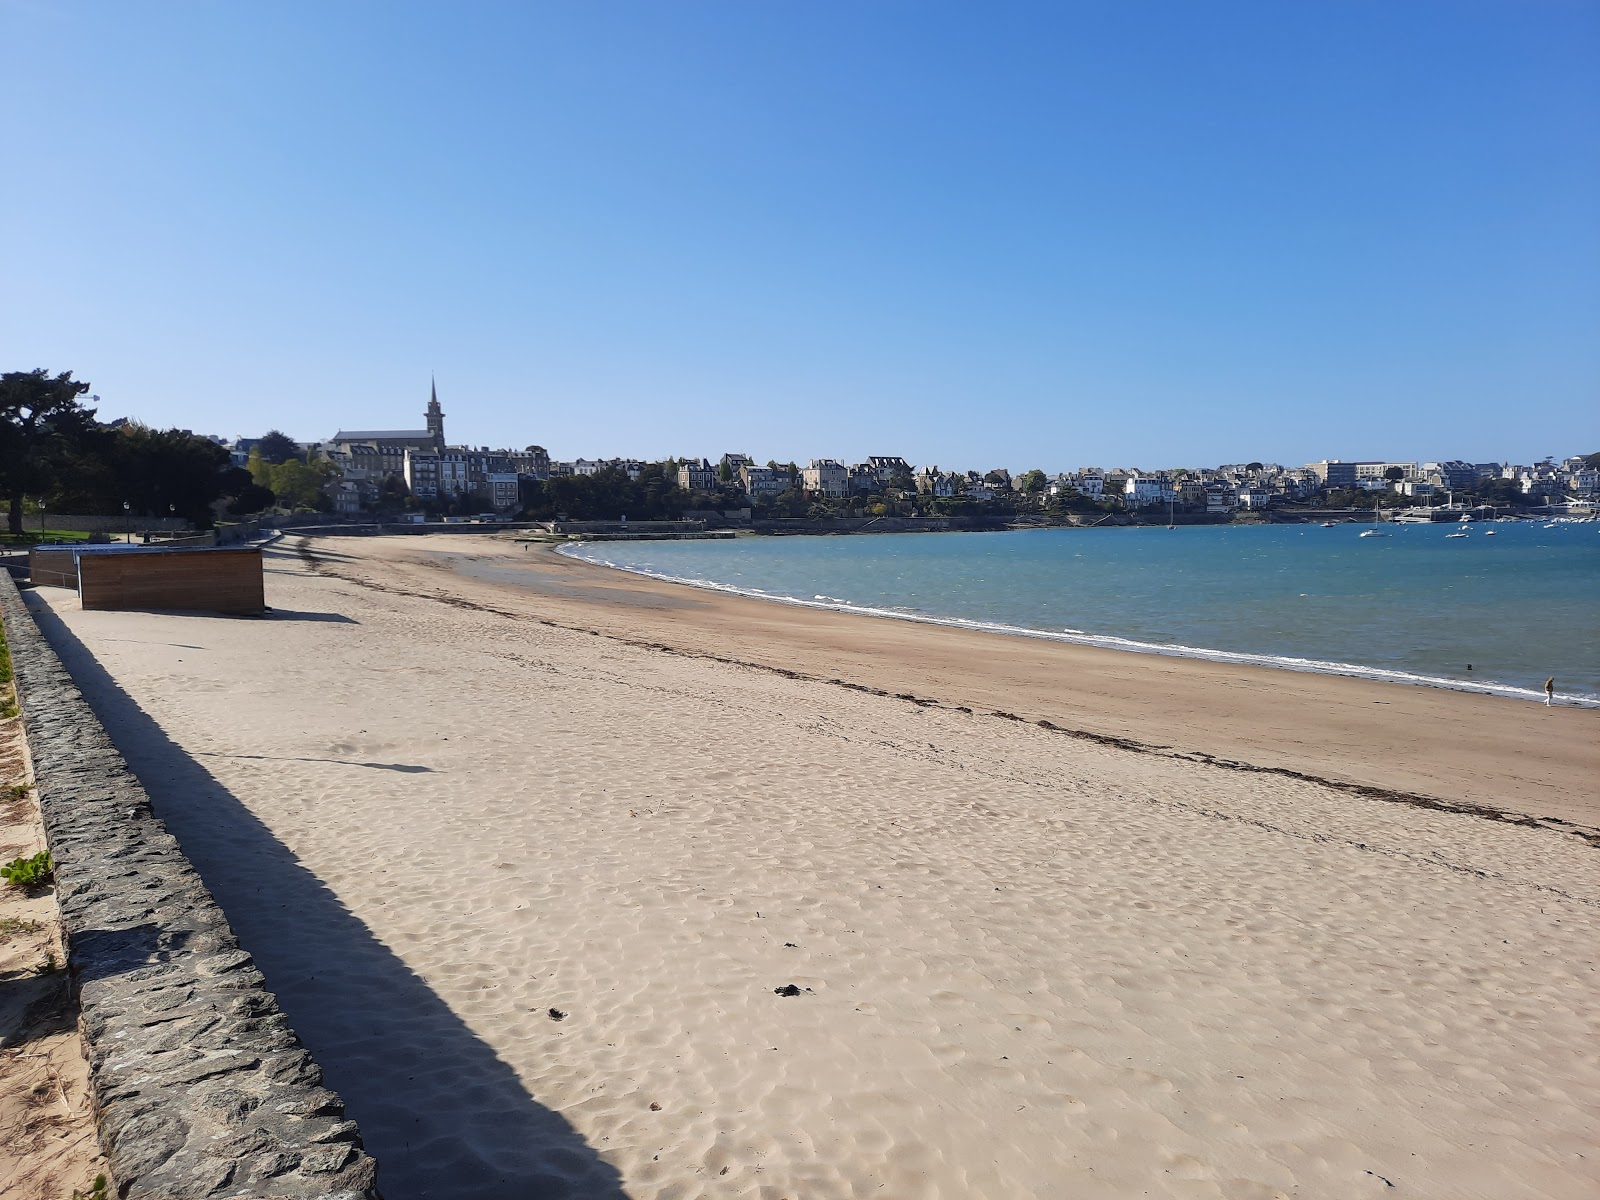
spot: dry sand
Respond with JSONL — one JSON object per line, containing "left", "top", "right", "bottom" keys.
{"left": 19, "top": 534, "right": 1600, "bottom": 1200}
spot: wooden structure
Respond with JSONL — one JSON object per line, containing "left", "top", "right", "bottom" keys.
{"left": 27, "top": 548, "right": 78, "bottom": 589}
{"left": 30, "top": 545, "right": 266, "bottom": 615}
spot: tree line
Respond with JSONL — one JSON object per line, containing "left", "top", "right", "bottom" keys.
{"left": 0, "top": 369, "right": 268, "bottom": 535}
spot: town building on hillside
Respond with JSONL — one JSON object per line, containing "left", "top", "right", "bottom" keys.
{"left": 324, "top": 380, "right": 532, "bottom": 510}
{"left": 1235, "top": 483, "right": 1272, "bottom": 509}
{"left": 961, "top": 472, "right": 995, "bottom": 501}
{"left": 867, "top": 456, "right": 912, "bottom": 484}
{"left": 486, "top": 473, "right": 520, "bottom": 512}
{"left": 801, "top": 458, "right": 849, "bottom": 497}
{"left": 329, "top": 380, "right": 447, "bottom": 462}
{"left": 1177, "top": 477, "right": 1209, "bottom": 508}
{"left": 1072, "top": 472, "right": 1105, "bottom": 499}
{"left": 847, "top": 464, "right": 882, "bottom": 494}
{"left": 679, "top": 459, "right": 718, "bottom": 491}
{"left": 330, "top": 481, "right": 363, "bottom": 515}
{"left": 739, "top": 464, "right": 788, "bottom": 501}
{"left": 509, "top": 447, "right": 551, "bottom": 478}
{"left": 1424, "top": 461, "right": 1477, "bottom": 490}
{"left": 1309, "top": 460, "right": 1359, "bottom": 489}
{"left": 1355, "top": 461, "right": 1419, "bottom": 483}
{"left": 403, "top": 449, "right": 440, "bottom": 501}
{"left": 1123, "top": 476, "right": 1174, "bottom": 507}
{"left": 1280, "top": 468, "right": 1321, "bottom": 499}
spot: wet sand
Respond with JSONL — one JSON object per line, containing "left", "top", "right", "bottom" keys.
{"left": 380, "top": 535, "right": 1597, "bottom": 831}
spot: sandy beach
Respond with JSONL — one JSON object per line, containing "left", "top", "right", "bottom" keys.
{"left": 21, "top": 534, "right": 1600, "bottom": 1200}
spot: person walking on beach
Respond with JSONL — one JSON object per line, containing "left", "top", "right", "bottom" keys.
{"left": 1545, "top": 677, "right": 1555, "bottom": 705}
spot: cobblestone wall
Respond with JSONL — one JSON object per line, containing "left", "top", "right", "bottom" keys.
{"left": 0, "top": 573, "right": 381, "bottom": 1199}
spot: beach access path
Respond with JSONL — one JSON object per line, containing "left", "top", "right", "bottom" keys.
{"left": 19, "top": 535, "right": 1600, "bottom": 1200}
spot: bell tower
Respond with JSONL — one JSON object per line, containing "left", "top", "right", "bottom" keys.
{"left": 426, "top": 376, "right": 446, "bottom": 449}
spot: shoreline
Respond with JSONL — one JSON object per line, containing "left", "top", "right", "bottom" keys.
{"left": 555, "top": 540, "right": 1597, "bottom": 708}
{"left": 303, "top": 535, "right": 1599, "bottom": 831}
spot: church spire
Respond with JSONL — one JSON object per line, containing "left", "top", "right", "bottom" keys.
{"left": 426, "top": 375, "right": 446, "bottom": 448}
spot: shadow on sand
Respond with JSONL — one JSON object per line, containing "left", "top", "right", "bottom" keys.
{"left": 25, "top": 593, "right": 631, "bottom": 1200}
{"left": 196, "top": 753, "right": 434, "bottom": 774}
{"left": 262, "top": 609, "right": 360, "bottom": 623}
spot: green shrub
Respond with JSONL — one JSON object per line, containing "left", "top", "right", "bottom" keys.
{"left": 1, "top": 851, "right": 53, "bottom": 889}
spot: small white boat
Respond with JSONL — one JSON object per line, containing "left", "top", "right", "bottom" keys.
{"left": 1320, "top": 521, "right": 1336, "bottom": 528}
{"left": 1484, "top": 529, "right": 1497, "bottom": 536}
{"left": 1446, "top": 531, "right": 1469, "bottom": 538}
{"left": 1359, "top": 529, "right": 1390, "bottom": 538}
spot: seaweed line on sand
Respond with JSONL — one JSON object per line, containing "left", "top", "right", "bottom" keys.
{"left": 296, "top": 539, "right": 1600, "bottom": 861}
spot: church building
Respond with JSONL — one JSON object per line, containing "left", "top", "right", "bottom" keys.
{"left": 325, "top": 382, "right": 523, "bottom": 510}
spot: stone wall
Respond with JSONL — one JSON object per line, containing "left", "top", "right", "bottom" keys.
{"left": 285, "top": 521, "right": 540, "bottom": 537}
{"left": 23, "top": 514, "right": 195, "bottom": 535}
{"left": 0, "top": 573, "right": 381, "bottom": 1199}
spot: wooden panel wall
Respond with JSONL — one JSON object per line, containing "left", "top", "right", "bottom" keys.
{"left": 77, "top": 548, "right": 266, "bottom": 614}
{"left": 28, "top": 549, "right": 79, "bottom": 590}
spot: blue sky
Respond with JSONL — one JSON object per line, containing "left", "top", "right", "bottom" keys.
{"left": 3, "top": 1, "right": 1596, "bottom": 470}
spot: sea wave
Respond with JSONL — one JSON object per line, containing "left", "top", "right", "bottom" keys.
{"left": 556, "top": 543, "right": 1600, "bottom": 707}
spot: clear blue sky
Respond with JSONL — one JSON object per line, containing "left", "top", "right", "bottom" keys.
{"left": 4, "top": 1, "right": 1596, "bottom": 470}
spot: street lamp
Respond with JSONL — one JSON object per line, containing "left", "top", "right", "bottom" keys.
{"left": 38, "top": 499, "right": 45, "bottom": 541}
{"left": 123, "top": 501, "right": 131, "bottom": 543}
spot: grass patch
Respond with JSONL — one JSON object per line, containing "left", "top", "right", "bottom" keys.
{"left": 0, "top": 915, "right": 43, "bottom": 938}
{"left": 0, "top": 616, "right": 14, "bottom": 718}
{"left": 2, "top": 851, "right": 53, "bottom": 889}
{"left": 0, "top": 528, "right": 91, "bottom": 547}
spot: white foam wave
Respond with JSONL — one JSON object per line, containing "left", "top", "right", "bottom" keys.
{"left": 556, "top": 544, "right": 1599, "bottom": 706}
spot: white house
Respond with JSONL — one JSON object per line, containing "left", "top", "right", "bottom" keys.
{"left": 1123, "top": 476, "right": 1174, "bottom": 508}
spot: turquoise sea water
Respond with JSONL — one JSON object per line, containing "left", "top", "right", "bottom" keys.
{"left": 562, "top": 522, "right": 1600, "bottom": 705}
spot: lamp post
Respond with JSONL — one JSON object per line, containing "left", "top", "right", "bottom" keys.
{"left": 38, "top": 499, "right": 46, "bottom": 541}
{"left": 123, "top": 501, "right": 131, "bottom": 543}
{"left": 169, "top": 503, "right": 176, "bottom": 536}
